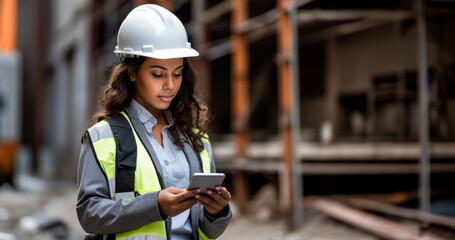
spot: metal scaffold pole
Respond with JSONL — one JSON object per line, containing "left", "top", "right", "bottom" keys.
{"left": 231, "top": 0, "right": 250, "bottom": 213}
{"left": 191, "top": 0, "right": 211, "bottom": 102}
{"left": 416, "top": 0, "right": 430, "bottom": 212}
{"left": 277, "top": 0, "right": 303, "bottom": 229}
{"left": 0, "top": 0, "right": 17, "bottom": 53}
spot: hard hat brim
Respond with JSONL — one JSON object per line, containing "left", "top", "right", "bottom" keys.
{"left": 115, "top": 48, "right": 199, "bottom": 60}
{"left": 144, "top": 48, "right": 199, "bottom": 59}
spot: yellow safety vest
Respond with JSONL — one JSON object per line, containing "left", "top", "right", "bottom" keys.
{"left": 88, "top": 111, "right": 212, "bottom": 240}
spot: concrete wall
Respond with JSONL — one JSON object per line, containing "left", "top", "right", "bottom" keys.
{"left": 338, "top": 22, "right": 453, "bottom": 94}
{"left": 43, "top": 0, "right": 91, "bottom": 179}
{"left": 0, "top": 52, "right": 21, "bottom": 141}
{"left": 318, "top": 19, "right": 455, "bottom": 139}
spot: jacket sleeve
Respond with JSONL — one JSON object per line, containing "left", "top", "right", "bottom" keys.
{"left": 198, "top": 205, "right": 232, "bottom": 239}
{"left": 76, "top": 134, "right": 165, "bottom": 234}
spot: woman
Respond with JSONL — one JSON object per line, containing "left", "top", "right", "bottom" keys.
{"left": 76, "top": 4, "right": 232, "bottom": 240}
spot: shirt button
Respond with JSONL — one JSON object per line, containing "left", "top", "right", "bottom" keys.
{"left": 164, "top": 160, "right": 169, "bottom": 165}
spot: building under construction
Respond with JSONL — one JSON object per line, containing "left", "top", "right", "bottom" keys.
{"left": 1, "top": 0, "right": 455, "bottom": 238}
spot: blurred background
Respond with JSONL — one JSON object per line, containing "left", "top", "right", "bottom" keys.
{"left": 1, "top": 0, "right": 455, "bottom": 239}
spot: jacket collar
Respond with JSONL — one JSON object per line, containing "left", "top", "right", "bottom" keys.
{"left": 178, "top": 131, "right": 203, "bottom": 175}
{"left": 124, "top": 104, "right": 165, "bottom": 182}
{"left": 124, "top": 104, "right": 203, "bottom": 183}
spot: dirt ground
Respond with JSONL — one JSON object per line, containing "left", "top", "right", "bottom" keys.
{"left": 0, "top": 177, "right": 86, "bottom": 240}
{"left": 219, "top": 210, "right": 378, "bottom": 240}
{"left": 1, "top": 176, "right": 454, "bottom": 240}
{"left": 0, "top": 176, "right": 384, "bottom": 240}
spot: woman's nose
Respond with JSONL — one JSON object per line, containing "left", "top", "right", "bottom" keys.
{"left": 163, "top": 76, "right": 174, "bottom": 90}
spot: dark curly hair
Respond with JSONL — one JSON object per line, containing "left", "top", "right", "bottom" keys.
{"left": 92, "top": 57, "right": 211, "bottom": 151}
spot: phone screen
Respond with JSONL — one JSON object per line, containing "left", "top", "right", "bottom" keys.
{"left": 187, "top": 173, "right": 225, "bottom": 194}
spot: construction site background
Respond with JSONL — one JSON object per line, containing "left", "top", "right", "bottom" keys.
{"left": 1, "top": 0, "right": 455, "bottom": 239}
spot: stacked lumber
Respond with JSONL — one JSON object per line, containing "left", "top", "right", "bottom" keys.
{"left": 305, "top": 196, "right": 455, "bottom": 240}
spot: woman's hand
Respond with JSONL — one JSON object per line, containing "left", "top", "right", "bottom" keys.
{"left": 196, "top": 186, "right": 231, "bottom": 217}
{"left": 158, "top": 187, "right": 199, "bottom": 217}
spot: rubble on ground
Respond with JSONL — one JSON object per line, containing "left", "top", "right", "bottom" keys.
{"left": 0, "top": 175, "right": 85, "bottom": 240}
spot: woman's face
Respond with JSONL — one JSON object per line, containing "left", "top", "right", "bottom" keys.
{"left": 132, "top": 57, "right": 183, "bottom": 116}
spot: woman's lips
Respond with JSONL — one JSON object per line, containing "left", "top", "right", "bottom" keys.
{"left": 159, "top": 95, "right": 174, "bottom": 102}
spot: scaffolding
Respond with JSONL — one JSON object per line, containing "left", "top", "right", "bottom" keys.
{"left": 11, "top": 0, "right": 455, "bottom": 230}
{"left": 111, "top": 0, "right": 455, "bottom": 228}
{"left": 184, "top": 0, "right": 455, "bottom": 228}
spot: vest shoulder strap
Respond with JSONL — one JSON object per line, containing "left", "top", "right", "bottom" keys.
{"left": 108, "top": 113, "right": 137, "bottom": 194}
{"left": 108, "top": 112, "right": 211, "bottom": 195}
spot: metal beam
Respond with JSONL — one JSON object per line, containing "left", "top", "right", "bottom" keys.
{"left": 134, "top": 0, "right": 173, "bottom": 10}
{"left": 325, "top": 39, "right": 339, "bottom": 142}
{"left": 240, "top": 9, "right": 411, "bottom": 35}
{"left": 416, "top": 0, "right": 430, "bottom": 213}
{"left": 191, "top": 0, "right": 211, "bottom": 102}
{"left": 0, "top": 0, "right": 17, "bottom": 53}
{"left": 185, "top": 0, "right": 231, "bottom": 34}
{"left": 277, "top": 0, "right": 302, "bottom": 229}
{"left": 231, "top": 0, "right": 249, "bottom": 214}
{"left": 207, "top": 6, "right": 455, "bottom": 60}
{"left": 29, "top": 0, "right": 46, "bottom": 173}
{"left": 215, "top": 161, "right": 455, "bottom": 175}
{"left": 207, "top": 9, "right": 412, "bottom": 60}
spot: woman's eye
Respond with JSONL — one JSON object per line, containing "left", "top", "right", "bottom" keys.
{"left": 152, "top": 73, "right": 164, "bottom": 78}
{"left": 173, "top": 73, "right": 182, "bottom": 77}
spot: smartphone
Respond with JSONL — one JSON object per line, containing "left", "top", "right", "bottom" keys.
{"left": 187, "top": 173, "right": 225, "bottom": 194}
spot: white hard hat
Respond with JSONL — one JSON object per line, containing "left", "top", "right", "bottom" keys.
{"left": 114, "top": 4, "right": 199, "bottom": 60}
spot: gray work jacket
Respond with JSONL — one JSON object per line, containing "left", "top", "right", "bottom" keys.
{"left": 76, "top": 104, "right": 232, "bottom": 239}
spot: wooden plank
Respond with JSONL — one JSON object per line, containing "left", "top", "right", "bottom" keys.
{"left": 297, "top": 9, "right": 411, "bottom": 22}
{"left": 298, "top": 163, "right": 455, "bottom": 175}
{"left": 213, "top": 141, "right": 455, "bottom": 161}
{"left": 305, "top": 197, "right": 445, "bottom": 240}
{"left": 340, "top": 197, "right": 455, "bottom": 230}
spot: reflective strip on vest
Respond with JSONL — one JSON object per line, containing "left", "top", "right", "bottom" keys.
{"left": 116, "top": 112, "right": 166, "bottom": 240}
{"left": 191, "top": 131, "right": 214, "bottom": 240}
{"left": 198, "top": 228, "right": 212, "bottom": 240}
{"left": 88, "top": 120, "right": 117, "bottom": 199}
{"left": 89, "top": 113, "right": 166, "bottom": 240}
{"left": 89, "top": 112, "right": 213, "bottom": 240}
{"left": 113, "top": 236, "right": 165, "bottom": 240}
{"left": 199, "top": 149, "right": 211, "bottom": 174}
{"left": 191, "top": 128, "right": 211, "bottom": 174}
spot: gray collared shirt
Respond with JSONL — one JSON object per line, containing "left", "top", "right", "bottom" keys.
{"left": 131, "top": 99, "right": 192, "bottom": 239}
